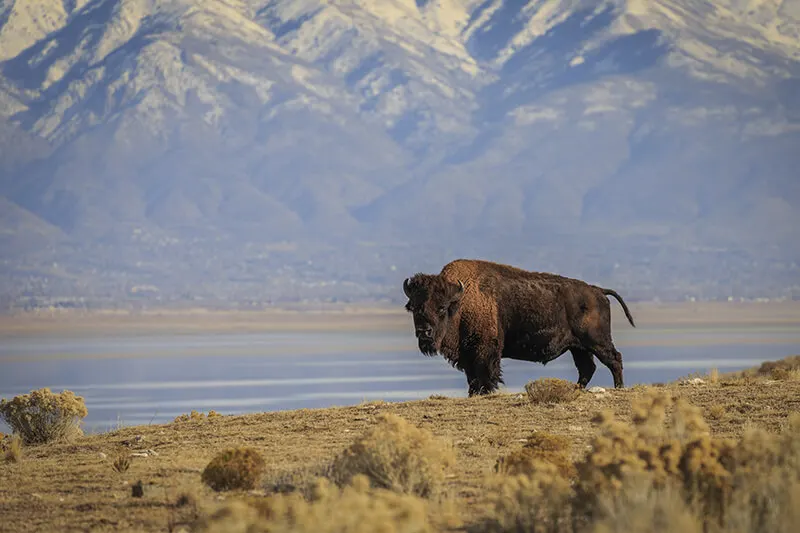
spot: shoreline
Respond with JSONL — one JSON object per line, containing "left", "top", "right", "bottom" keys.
{"left": 1, "top": 301, "right": 800, "bottom": 337}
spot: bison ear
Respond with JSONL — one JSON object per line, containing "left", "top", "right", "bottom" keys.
{"left": 403, "top": 277, "right": 413, "bottom": 298}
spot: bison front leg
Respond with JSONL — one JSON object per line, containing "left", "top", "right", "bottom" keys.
{"left": 464, "top": 341, "right": 504, "bottom": 396}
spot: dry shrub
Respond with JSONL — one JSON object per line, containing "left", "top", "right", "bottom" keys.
{"left": 590, "top": 474, "right": 702, "bottom": 533}
{"left": 0, "top": 388, "right": 88, "bottom": 445}
{"left": 173, "top": 410, "right": 221, "bottom": 423}
{"left": 4, "top": 434, "right": 22, "bottom": 463}
{"left": 330, "top": 413, "right": 456, "bottom": 498}
{"left": 193, "top": 475, "right": 434, "bottom": 533}
{"left": 495, "top": 432, "right": 576, "bottom": 479}
{"left": 770, "top": 368, "right": 800, "bottom": 381}
{"left": 481, "top": 464, "right": 573, "bottom": 533}
{"left": 201, "top": 447, "right": 267, "bottom": 492}
{"left": 525, "top": 378, "right": 580, "bottom": 405}
{"left": 723, "top": 355, "right": 800, "bottom": 382}
{"left": 480, "top": 388, "right": 800, "bottom": 533}
{"left": 575, "top": 391, "right": 800, "bottom": 533}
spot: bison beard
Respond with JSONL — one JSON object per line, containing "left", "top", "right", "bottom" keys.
{"left": 402, "top": 259, "right": 636, "bottom": 396}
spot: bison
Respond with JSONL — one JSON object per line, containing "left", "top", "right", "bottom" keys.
{"left": 402, "top": 258, "right": 635, "bottom": 395}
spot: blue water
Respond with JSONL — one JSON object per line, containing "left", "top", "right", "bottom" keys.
{"left": 1, "top": 326, "right": 798, "bottom": 433}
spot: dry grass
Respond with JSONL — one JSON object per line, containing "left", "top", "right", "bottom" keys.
{"left": 1, "top": 356, "right": 800, "bottom": 533}
{"left": 525, "top": 378, "right": 581, "bottom": 405}
{"left": 173, "top": 410, "right": 221, "bottom": 423}
{"left": 201, "top": 447, "right": 267, "bottom": 492}
{"left": 706, "top": 403, "right": 727, "bottom": 421}
{"left": 110, "top": 450, "right": 130, "bottom": 474}
{"left": 495, "top": 433, "right": 576, "bottom": 479}
{"left": 4, "top": 434, "right": 22, "bottom": 463}
{"left": 0, "top": 388, "right": 88, "bottom": 445}
{"left": 330, "top": 412, "right": 457, "bottom": 498}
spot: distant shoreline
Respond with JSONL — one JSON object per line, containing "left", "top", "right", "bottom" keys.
{"left": 1, "top": 300, "right": 799, "bottom": 336}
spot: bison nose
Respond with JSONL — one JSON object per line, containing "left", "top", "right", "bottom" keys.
{"left": 416, "top": 326, "right": 433, "bottom": 339}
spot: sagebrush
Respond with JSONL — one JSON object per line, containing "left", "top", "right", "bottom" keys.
{"left": 330, "top": 412, "right": 456, "bottom": 498}
{"left": 495, "top": 432, "right": 576, "bottom": 479}
{"left": 201, "top": 447, "right": 267, "bottom": 492}
{"left": 479, "top": 389, "right": 800, "bottom": 533}
{"left": 0, "top": 388, "right": 88, "bottom": 445}
{"left": 524, "top": 378, "right": 581, "bottom": 405}
{"left": 194, "top": 475, "right": 435, "bottom": 533}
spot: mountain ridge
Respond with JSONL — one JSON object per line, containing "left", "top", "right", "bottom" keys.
{"left": 0, "top": 0, "right": 798, "bottom": 308}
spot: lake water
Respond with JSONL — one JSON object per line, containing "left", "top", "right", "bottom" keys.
{"left": 1, "top": 324, "right": 799, "bottom": 434}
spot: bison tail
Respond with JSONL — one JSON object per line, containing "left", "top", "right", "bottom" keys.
{"left": 602, "top": 288, "right": 636, "bottom": 328}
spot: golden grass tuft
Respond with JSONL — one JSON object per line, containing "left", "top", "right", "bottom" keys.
{"left": 706, "top": 404, "right": 727, "bottom": 420}
{"left": 262, "top": 462, "right": 334, "bottom": 499}
{"left": 495, "top": 432, "right": 576, "bottom": 479}
{"left": 330, "top": 413, "right": 456, "bottom": 498}
{"left": 193, "top": 475, "right": 434, "bottom": 533}
{"left": 524, "top": 378, "right": 581, "bottom": 405}
{"left": 173, "top": 410, "right": 221, "bottom": 423}
{"left": 0, "top": 388, "right": 88, "bottom": 445}
{"left": 4, "top": 434, "right": 22, "bottom": 463}
{"left": 111, "top": 450, "right": 131, "bottom": 474}
{"left": 201, "top": 447, "right": 267, "bottom": 492}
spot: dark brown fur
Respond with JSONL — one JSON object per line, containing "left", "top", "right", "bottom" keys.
{"left": 402, "top": 259, "right": 635, "bottom": 396}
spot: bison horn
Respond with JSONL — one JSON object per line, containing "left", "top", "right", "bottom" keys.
{"left": 456, "top": 280, "right": 465, "bottom": 294}
{"left": 403, "top": 277, "right": 412, "bottom": 297}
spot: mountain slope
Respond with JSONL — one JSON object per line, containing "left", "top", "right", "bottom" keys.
{"left": 0, "top": 0, "right": 798, "bottom": 306}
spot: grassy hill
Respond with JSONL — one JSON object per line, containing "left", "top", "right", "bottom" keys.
{"left": 1, "top": 355, "right": 799, "bottom": 532}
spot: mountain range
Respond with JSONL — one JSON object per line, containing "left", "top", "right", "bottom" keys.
{"left": 1, "top": 0, "right": 799, "bottom": 308}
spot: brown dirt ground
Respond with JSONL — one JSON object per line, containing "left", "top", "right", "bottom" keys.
{"left": 2, "top": 377, "right": 799, "bottom": 533}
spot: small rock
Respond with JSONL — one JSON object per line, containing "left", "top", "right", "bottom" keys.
{"left": 98, "top": 452, "right": 107, "bottom": 460}
{"left": 568, "top": 425, "right": 584, "bottom": 432}
{"left": 587, "top": 386, "right": 606, "bottom": 394}
{"left": 684, "top": 378, "right": 705, "bottom": 385}
{"left": 31, "top": 493, "right": 42, "bottom": 499}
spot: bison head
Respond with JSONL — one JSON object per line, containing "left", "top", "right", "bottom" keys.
{"left": 402, "top": 274, "right": 465, "bottom": 356}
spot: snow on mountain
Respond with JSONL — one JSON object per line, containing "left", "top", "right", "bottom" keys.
{"left": 0, "top": 0, "right": 798, "bottom": 303}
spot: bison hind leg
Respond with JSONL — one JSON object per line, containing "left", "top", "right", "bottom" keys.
{"left": 590, "top": 343, "right": 624, "bottom": 389}
{"left": 570, "top": 348, "right": 597, "bottom": 388}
